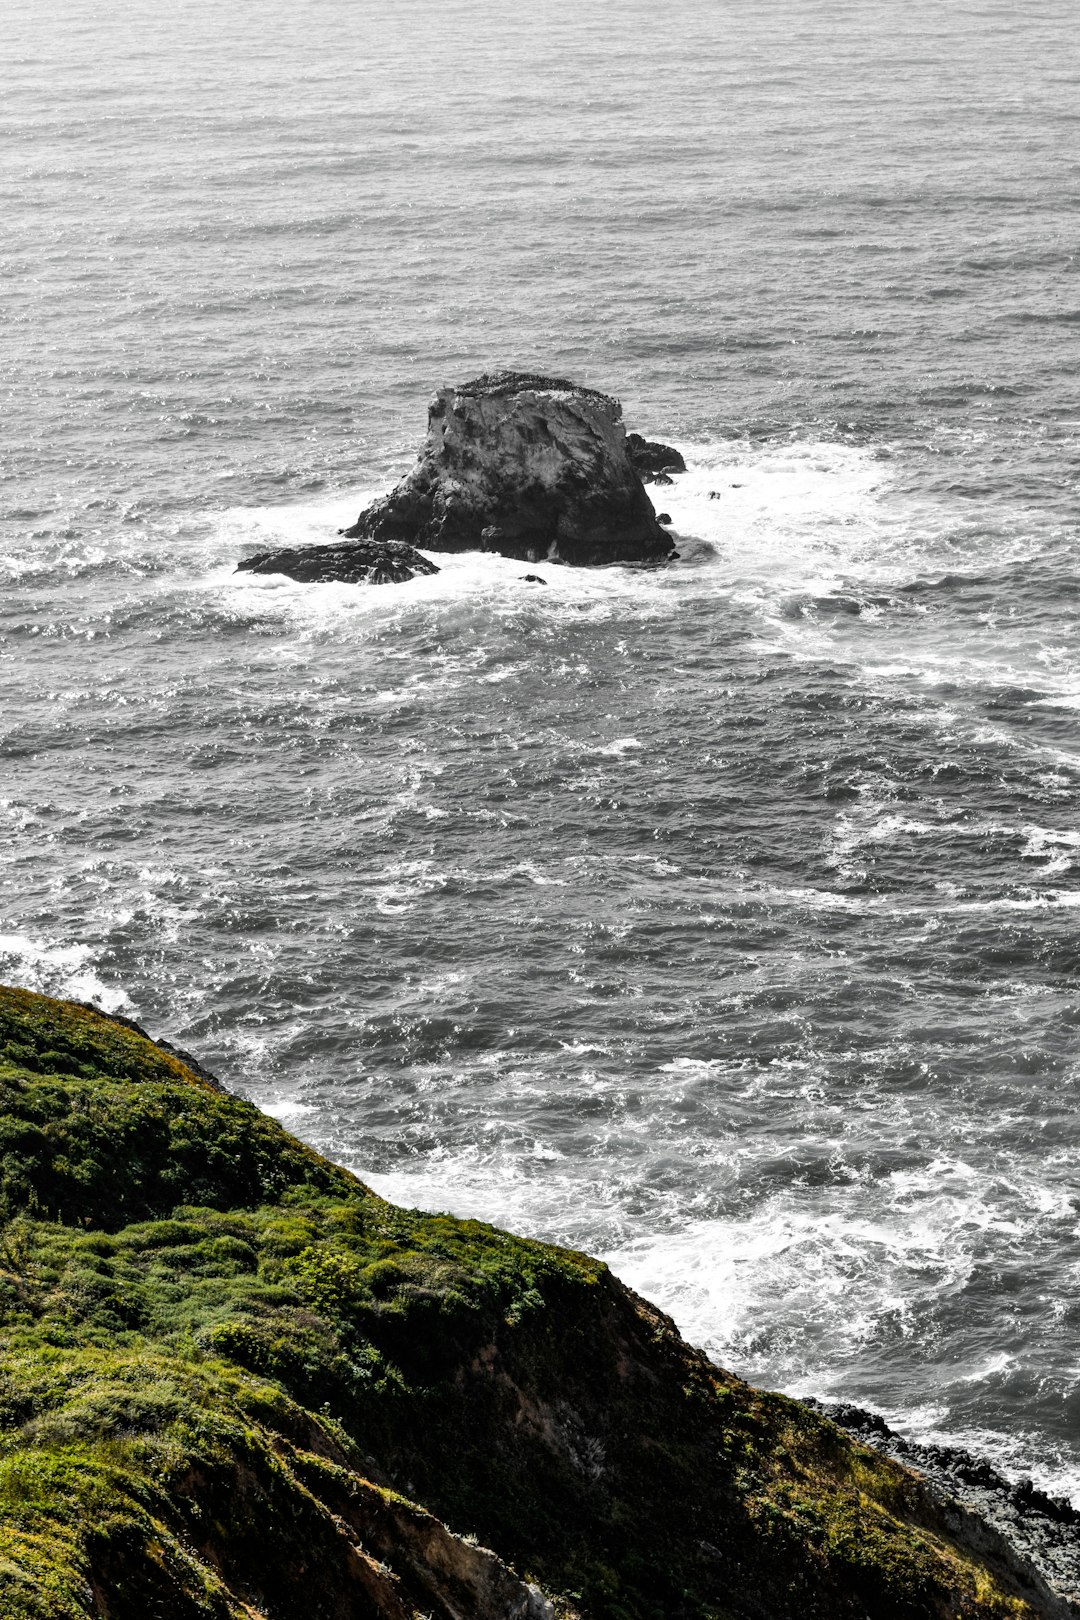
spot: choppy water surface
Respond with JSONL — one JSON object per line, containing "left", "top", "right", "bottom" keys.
{"left": 4, "top": 0, "right": 1080, "bottom": 1497}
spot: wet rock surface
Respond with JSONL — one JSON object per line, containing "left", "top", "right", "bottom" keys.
{"left": 341, "top": 371, "right": 676, "bottom": 566}
{"left": 624, "top": 431, "right": 687, "bottom": 481}
{"left": 237, "top": 538, "right": 439, "bottom": 585}
{"left": 807, "top": 1399, "right": 1080, "bottom": 1612}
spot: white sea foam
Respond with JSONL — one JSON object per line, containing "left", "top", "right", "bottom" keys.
{"left": 661, "top": 439, "right": 896, "bottom": 586}
{"left": 608, "top": 1202, "right": 963, "bottom": 1371}
{"left": 951, "top": 892, "right": 1080, "bottom": 913}
{"left": 261, "top": 1098, "right": 319, "bottom": 1122}
{"left": 0, "top": 932, "right": 133, "bottom": 1014}
{"left": 1020, "top": 825, "right": 1080, "bottom": 875}
{"left": 214, "top": 487, "right": 386, "bottom": 556}
{"left": 370, "top": 859, "right": 448, "bottom": 915}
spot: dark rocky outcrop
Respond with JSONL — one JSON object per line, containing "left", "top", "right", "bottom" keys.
{"left": 624, "top": 430, "right": 687, "bottom": 481}
{"left": 237, "top": 538, "right": 439, "bottom": 586}
{"left": 340, "top": 372, "right": 676, "bottom": 566}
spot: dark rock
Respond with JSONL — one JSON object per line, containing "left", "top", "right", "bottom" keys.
{"left": 521, "top": 574, "right": 547, "bottom": 585}
{"left": 708, "top": 490, "right": 722, "bottom": 500}
{"left": 657, "top": 513, "right": 672, "bottom": 525}
{"left": 625, "top": 431, "right": 687, "bottom": 480}
{"left": 342, "top": 372, "right": 676, "bottom": 567}
{"left": 237, "top": 539, "right": 439, "bottom": 586}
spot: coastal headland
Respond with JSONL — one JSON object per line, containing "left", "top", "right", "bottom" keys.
{"left": 0, "top": 984, "right": 1074, "bottom": 1619}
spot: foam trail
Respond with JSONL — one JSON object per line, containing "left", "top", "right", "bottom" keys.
{"left": 0, "top": 933, "right": 133, "bottom": 1015}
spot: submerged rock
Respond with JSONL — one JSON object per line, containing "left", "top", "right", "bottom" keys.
{"left": 624, "top": 430, "right": 686, "bottom": 481}
{"left": 341, "top": 370, "right": 676, "bottom": 566}
{"left": 237, "top": 538, "right": 439, "bottom": 585}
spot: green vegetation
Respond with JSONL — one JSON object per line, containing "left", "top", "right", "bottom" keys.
{"left": 0, "top": 986, "right": 1045, "bottom": 1618}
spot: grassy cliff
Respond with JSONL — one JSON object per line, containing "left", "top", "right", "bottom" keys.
{"left": 0, "top": 984, "right": 1058, "bottom": 1619}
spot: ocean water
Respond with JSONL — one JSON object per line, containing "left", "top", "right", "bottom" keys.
{"left": 4, "top": 0, "right": 1080, "bottom": 1499}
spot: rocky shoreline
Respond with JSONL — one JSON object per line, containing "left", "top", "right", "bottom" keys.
{"left": 807, "top": 1399, "right": 1080, "bottom": 1612}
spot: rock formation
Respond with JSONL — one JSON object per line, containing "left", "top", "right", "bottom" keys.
{"left": 625, "top": 431, "right": 686, "bottom": 481}
{"left": 0, "top": 982, "right": 1072, "bottom": 1620}
{"left": 341, "top": 371, "right": 676, "bottom": 566}
{"left": 237, "top": 538, "right": 439, "bottom": 586}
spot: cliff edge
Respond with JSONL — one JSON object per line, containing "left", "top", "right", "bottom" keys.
{"left": 0, "top": 984, "right": 1071, "bottom": 1620}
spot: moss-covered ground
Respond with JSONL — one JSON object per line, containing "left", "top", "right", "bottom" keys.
{"left": 0, "top": 986, "right": 1048, "bottom": 1619}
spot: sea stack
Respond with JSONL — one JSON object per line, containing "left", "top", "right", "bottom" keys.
{"left": 341, "top": 370, "right": 676, "bottom": 566}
